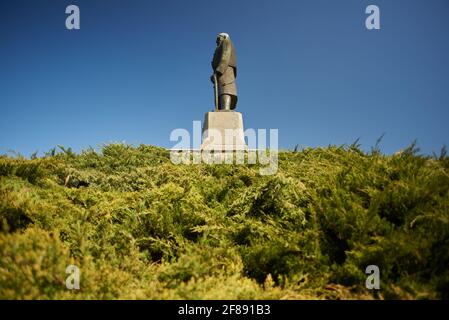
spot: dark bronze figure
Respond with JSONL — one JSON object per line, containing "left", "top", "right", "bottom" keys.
{"left": 211, "top": 33, "right": 238, "bottom": 111}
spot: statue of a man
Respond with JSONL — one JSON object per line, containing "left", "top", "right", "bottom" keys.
{"left": 211, "top": 33, "right": 238, "bottom": 111}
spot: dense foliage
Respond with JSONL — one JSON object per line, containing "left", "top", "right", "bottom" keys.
{"left": 1, "top": 143, "right": 448, "bottom": 299}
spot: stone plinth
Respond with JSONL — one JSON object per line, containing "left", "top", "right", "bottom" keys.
{"left": 201, "top": 111, "right": 247, "bottom": 151}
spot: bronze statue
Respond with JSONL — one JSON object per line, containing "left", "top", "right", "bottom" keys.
{"left": 211, "top": 33, "right": 238, "bottom": 111}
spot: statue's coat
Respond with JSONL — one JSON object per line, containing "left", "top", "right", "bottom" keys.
{"left": 211, "top": 37, "right": 238, "bottom": 109}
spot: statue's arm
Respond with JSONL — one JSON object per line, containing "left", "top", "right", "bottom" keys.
{"left": 215, "top": 41, "right": 231, "bottom": 76}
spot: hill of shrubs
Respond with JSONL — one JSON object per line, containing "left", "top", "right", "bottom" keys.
{"left": 1, "top": 142, "right": 448, "bottom": 299}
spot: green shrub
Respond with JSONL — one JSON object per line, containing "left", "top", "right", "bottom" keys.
{"left": 0, "top": 142, "right": 448, "bottom": 299}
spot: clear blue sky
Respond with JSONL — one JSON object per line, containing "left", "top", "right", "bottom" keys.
{"left": 1, "top": 0, "right": 448, "bottom": 156}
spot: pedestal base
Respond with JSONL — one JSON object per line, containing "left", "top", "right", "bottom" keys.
{"left": 200, "top": 111, "right": 247, "bottom": 151}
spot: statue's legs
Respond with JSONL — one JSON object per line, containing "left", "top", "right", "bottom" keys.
{"left": 219, "top": 94, "right": 232, "bottom": 111}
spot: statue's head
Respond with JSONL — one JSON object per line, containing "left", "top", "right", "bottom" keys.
{"left": 216, "top": 33, "right": 229, "bottom": 45}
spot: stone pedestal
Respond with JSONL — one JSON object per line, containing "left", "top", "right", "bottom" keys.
{"left": 201, "top": 111, "right": 247, "bottom": 151}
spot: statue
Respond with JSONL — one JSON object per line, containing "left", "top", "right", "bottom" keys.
{"left": 201, "top": 32, "right": 246, "bottom": 152}
{"left": 211, "top": 33, "right": 238, "bottom": 111}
